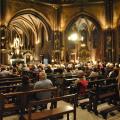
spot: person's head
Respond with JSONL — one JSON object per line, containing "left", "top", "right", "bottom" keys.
{"left": 22, "top": 75, "right": 30, "bottom": 85}
{"left": 12, "top": 68, "right": 17, "bottom": 74}
{"left": 1, "top": 67, "right": 6, "bottom": 71}
{"left": 77, "top": 72, "right": 85, "bottom": 79}
{"left": 93, "top": 68, "right": 98, "bottom": 72}
{"left": 39, "top": 72, "right": 47, "bottom": 80}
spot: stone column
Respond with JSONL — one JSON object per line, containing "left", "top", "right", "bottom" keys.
{"left": 104, "top": 0, "right": 115, "bottom": 62}
{"left": 34, "top": 36, "right": 41, "bottom": 63}
{"left": 0, "top": 0, "right": 7, "bottom": 26}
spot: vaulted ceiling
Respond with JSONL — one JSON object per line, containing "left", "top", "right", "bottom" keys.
{"left": 29, "top": 0, "right": 104, "bottom": 4}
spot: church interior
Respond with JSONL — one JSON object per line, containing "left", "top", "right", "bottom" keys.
{"left": 0, "top": 0, "right": 120, "bottom": 120}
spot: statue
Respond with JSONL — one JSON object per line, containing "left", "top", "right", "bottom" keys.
{"left": 14, "top": 37, "right": 20, "bottom": 48}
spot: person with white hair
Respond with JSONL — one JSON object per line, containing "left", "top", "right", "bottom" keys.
{"left": 34, "top": 71, "right": 54, "bottom": 110}
{"left": 34, "top": 71, "right": 53, "bottom": 100}
{"left": 0, "top": 67, "right": 12, "bottom": 77}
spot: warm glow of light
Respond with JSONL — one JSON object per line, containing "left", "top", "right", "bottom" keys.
{"left": 35, "top": 40, "right": 40, "bottom": 45}
{"left": 99, "top": 15, "right": 108, "bottom": 29}
{"left": 16, "top": 49, "right": 20, "bottom": 55}
{"left": 52, "top": 59, "right": 54, "bottom": 62}
{"left": 60, "top": 18, "right": 65, "bottom": 31}
{"left": 5, "top": 12, "right": 12, "bottom": 26}
{"left": 20, "top": 44, "right": 23, "bottom": 47}
{"left": 113, "top": 12, "right": 118, "bottom": 28}
{"left": 10, "top": 59, "right": 12, "bottom": 65}
{"left": 1, "top": 36, "right": 5, "bottom": 39}
{"left": 81, "top": 43, "right": 86, "bottom": 47}
{"left": 93, "top": 60, "right": 97, "bottom": 65}
{"left": 10, "top": 43, "right": 14, "bottom": 48}
{"left": 103, "top": 24, "right": 109, "bottom": 29}
{"left": 68, "top": 33, "right": 78, "bottom": 41}
{"left": 30, "top": 56, "right": 33, "bottom": 60}
{"left": 81, "top": 36, "right": 84, "bottom": 41}
{"left": 119, "top": 64, "right": 120, "bottom": 67}
{"left": 75, "top": 60, "right": 79, "bottom": 63}
{"left": 70, "top": 59, "right": 74, "bottom": 63}
{"left": 91, "top": 49, "right": 96, "bottom": 63}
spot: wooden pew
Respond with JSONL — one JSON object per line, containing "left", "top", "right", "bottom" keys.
{"left": 0, "top": 76, "right": 21, "bottom": 82}
{"left": 72, "top": 77, "right": 117, "bottom": 110}
{"left": 0, "top": 77, "right": 22, "bottom": 93}
{"left": 88, "top": 77, "right": 117, "bottom": 91}
{"left": 0, "top": 92, "right": 22, "bottom": 120}
{"left": 0, "top": 80, "right": 21, "bottom": 86}
{"left": 0, "top": 74, "right": 19, "bottom": 79}
{"left": 88, "top": 83, "right": 119, "bottom": 116}
{"left": 0, "top": 80, "right": 22, "bottom": 93}
{"left": 83, "top": 78, "right": 117, "bottom": 110}
{"left": 0, "top": 87, "right": 58, "bottom": 119}
{"left": 23, "top": 93, "right": 77, "bottom": 120}
{"left": 0, "top": 85, "right": 21, "bottom": 93}
{"left": 0, "top": 93, "right": 4, "bottom": 120}
{"left": 99, "top": 105, "right": 120, "bottom": 119}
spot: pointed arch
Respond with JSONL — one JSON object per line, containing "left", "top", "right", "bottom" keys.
{"left": 7, "top": 8, "right": 52, "bottom": 40}
{"left": 65, "top": 12, "right": 102, "bottom": 34}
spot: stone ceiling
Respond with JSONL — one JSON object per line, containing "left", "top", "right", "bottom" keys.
{"left": 29, "top": 0, "right": 104, "bottom": 4}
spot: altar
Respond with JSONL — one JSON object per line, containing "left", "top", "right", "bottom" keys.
{"left": 11, "top": 58, "right": 24, "bottom": 65}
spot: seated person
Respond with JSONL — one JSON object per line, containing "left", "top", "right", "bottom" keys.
{"left": 0, "top": 67, "right": 12, "bottom": 77}
{"left": 89, "top": 68, "right": 99, "bottom": 80}
{"left": 108, "top": 68, "right": 119, "bottom": 78}
{"left": 34, "top": 72, "right": 54, "bottom": 109}
{"left": 45, "top": 65, "right": 53, "bottom": 74}
{"left": 16, "top": 75, "right": 33, "bottom": 115}
{"left": 16, "top": 75, "right": 33, "bottom": 91}
{"left": 75, "top": 73, "right": 88, "bottom": 95}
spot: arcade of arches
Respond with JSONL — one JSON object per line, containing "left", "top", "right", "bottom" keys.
{"left": 0, "top": 0, "right": 120, "bottom": 65}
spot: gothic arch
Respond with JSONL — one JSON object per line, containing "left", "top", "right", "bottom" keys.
{"left": 6, "top": 9, "right": 53, "bottom": 64}
{"left": 7, "top": 8, "right": 52, "bottom": 40}
{"left": 65, "top": 12, "right": 102, "bottom": 34}
{"left": 64, "top": 12, "right": 103, "bottom": 62}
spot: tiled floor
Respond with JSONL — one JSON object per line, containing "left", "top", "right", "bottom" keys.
{"left": 3, "top": 101, "right": 120, "bottom": 120}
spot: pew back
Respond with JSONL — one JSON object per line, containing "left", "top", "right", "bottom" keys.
{"left": 0, "top": 87, "right": 58, "bottom": 119}
{"left": 24, "top": 93, "right": 77, "bottom": 120}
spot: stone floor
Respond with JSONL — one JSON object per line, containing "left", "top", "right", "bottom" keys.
{"left": 3, "top": 101, "right": 120, "bottom": 120}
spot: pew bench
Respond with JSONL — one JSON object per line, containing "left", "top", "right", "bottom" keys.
{"left": 23, "top": 94, "right": 77, "bottom": 120}
{"left": 0, "top": 85, "right": 21, "bottom": 93}
{"left": 88, "top": 83, "right": 119, "bottom": 115}
{"left": 0, "top": 92, "right": 22, "bottom": 120}
{"left": 99, "top": 105, "right": 119, "bottom": 119}
{"left": 0, "top": 87, "right": 58, "bottom": 120}
{"left": 0, "top": 77, "right": 21, "bottom": 82}
{"left": 0, "top": 80, "right": 21, "bottom": 86}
